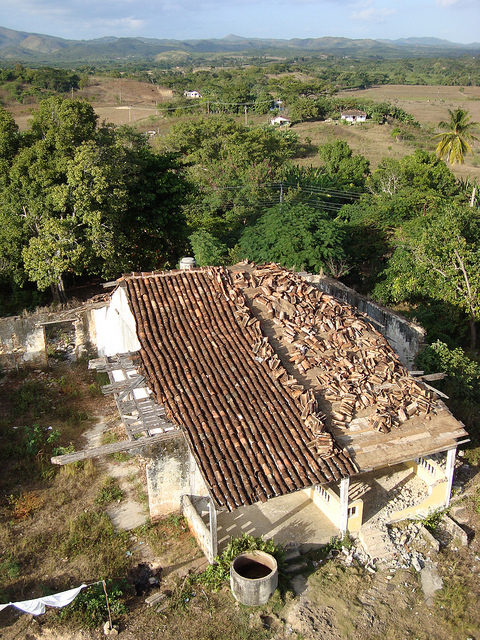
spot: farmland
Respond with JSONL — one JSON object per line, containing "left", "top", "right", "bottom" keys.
{"left": 4, "top": 76, "right": 480, "bottom": 180}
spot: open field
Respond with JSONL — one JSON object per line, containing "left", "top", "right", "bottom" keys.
{"left": 5, "top": 80, "right": 480, "bottom": 180}
{"left": 6, "top": 76, "right": 174, "bottom": 131}
{"left": 337, "top": 84, "right": 480, "bottom": 127}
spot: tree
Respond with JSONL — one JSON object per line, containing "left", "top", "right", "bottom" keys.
{"left": 239, "top": 203, "right": 345, "bottom": 273}
{"left": 435, "top": 108, "right": 479, "bottom": 165}
{"left": 374, "top": 206, "right": 480, "bottom": 349}
{"left": 189, "top": 230, "right": 227, "bottom": 266}
{"left": 164, "top": 117, "right": 298, "bottom": 239}
{"left": 318, "top": 140, "right": 370, "bottom": 189}
{"left": 0, "top": 97, "right": 190, "bottom": 299}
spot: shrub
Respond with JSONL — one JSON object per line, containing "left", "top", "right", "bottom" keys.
{"left": 422, "top": 508, "right": 446, "bottom": 533}
{"left": 59, "top": 579, "right": 128, "bottom": 628}
{"left": 198, "top": 533, "right": 284, "bottom": 591}
{"left": 8, "top": 491, "right": 44, "bottom": 519}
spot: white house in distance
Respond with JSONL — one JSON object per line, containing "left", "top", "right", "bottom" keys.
{"left": 341, "top": 109, "right": 367, "bottom": 123}
{"left": 184, "top": 90, "right": 202, "bottom": 99}
{"left": 270, "top": 115, "right": 291, "bottom": 127}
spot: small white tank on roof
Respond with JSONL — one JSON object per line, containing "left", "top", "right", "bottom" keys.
{"left": 179, "top": 257, "right": 196, "bottom": 270}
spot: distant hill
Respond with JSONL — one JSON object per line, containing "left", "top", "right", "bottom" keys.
{"left": 0, "top": 26, "right": 479, "bottom": 63}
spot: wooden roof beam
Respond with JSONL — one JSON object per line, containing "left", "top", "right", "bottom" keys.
{"left": 51, "top": 430, "right": 183, "bottom": 465}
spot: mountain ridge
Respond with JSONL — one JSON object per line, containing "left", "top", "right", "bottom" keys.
{"left": 0, "top": 26, "right": 479, "bottom": 62}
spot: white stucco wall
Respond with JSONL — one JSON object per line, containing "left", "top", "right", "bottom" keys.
{"left": 93, "top": 286, "right": 140, "bottom": 357}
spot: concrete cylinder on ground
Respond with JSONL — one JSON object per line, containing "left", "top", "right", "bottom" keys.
{"left": 230, "top": 550, "right": 278, "bottom": 606}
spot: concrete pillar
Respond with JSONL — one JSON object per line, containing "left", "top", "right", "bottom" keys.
{"left": 189, "top": 450, "right": 197, "bottom": 494}
{"left": 444, "top": 447, "right": 457, "bottom": 507}
{"left": 208, "top": 497, "right": 218, "bottom": 563}
{"left": 339, "top": 477, "right": 350, "bottom": 536}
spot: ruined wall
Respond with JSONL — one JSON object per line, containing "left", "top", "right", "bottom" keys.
{"left": 0, "top": 302, "right": 107, "bottom": 371}
{"left": 182, "top": 494, "right": 215, "bottom": 562}
{"left": 0, "top": 315, "right": 47, "bottom": 369}
{"left": 145, "top": 436, "right": 191, "bottom": 519}
{"left": 302, "top": 274, "right": 425, "bottom": 369}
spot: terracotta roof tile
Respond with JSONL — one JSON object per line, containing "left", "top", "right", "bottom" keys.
{"left": 123, "top": 266, "right": 356, "bottom": 510}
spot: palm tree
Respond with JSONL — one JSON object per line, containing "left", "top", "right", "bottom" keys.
{"left": 435, "top": 108, "right": 478, "bottom": 165}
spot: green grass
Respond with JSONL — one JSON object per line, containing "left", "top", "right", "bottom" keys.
{"left": 95, "top": 477, "right": 124, "bottom": 506}
{"left": 58, "top": 510, "right": 131, "bottom": 578}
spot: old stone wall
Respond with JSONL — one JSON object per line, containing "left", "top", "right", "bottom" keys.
{"left": 145, "top": 436, "right": 192, "bottom": 519}
{"left": 0, "top": 315, "right": 47, "bottom": 369}
{"left": 0, "top": 303, "right": 106, "bottom": 371}
{"left": 303, "top": 274, "right": 425, "bottom": 369}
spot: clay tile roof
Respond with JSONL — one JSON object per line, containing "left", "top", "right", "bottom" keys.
{"left": 122, "top": 263, "right": 468, "bottom": 510}
{"left": 122, "top": 266, "right": 357, "bottom": 511}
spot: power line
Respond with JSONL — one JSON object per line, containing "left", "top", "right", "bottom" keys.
{"left": 155, "top": 98, "right": 274, "bottom": 112}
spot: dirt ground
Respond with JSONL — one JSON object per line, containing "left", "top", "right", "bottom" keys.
{"left": 6, "top": 76, "right": 173, "bottom": 131}
{"left": 0, "top": 360, "right": 480, "bottom": 639}
{"left": 337, "top": 84, "right": 480, "bottom": 128}
{"left": 334, "top": 84, "right": 480, "bottom": 179}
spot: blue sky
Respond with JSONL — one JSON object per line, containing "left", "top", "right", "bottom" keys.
{"left": 0, "top": 0, "right": 478, "bottom": 44}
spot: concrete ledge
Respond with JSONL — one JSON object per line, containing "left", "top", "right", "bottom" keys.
{"left": 442, "top": 514, "right": 469, "bottom": 546}
{"left": 182, "top": 494, "right": 215, "bottom": 563}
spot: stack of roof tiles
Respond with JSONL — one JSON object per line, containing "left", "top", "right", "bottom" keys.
{"left": 240, "top": 263, "right": 439, "bottom": 434}
{"left": 122, "top": 266, "right": 356, "bottom": 511}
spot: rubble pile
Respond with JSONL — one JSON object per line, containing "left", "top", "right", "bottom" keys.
{"left": 235, "top": 262, "right": 440, "bottom": 435}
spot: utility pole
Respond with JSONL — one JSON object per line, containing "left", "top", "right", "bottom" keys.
{"left": 280, "top": 183, "right": 284, "bottom": 204}
{"left": 244, "top": 105, "right": 248, "bottom": 126}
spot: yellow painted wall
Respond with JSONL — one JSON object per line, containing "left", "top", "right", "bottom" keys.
{"left": 306, "top": 486, "right": 364, "bottom": 533}
{"left": 389, "top": 481, "right": 448, "bottom": 522}
{"left": 347, "top": 499, "right": 364, "bottom": 532}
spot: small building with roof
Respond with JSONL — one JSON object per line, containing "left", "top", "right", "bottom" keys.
{"left": 52, "top": 263, "right": 468, "bottom": 563}
{"left": 341, "top": 109, "right": 367, "bottom": 123}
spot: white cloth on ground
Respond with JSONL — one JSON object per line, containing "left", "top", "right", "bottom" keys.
{"left": 0, "top": 584, "right": 87, "bottom": 615}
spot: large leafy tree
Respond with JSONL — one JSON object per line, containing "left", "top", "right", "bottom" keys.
{"left": 163, "top": 116, "right": 297, "bottom": 240}
{"left": 239, "top": 203, "right": 345, "bottom": 273}
{"left": 374, "top": 205, "right": 480, "bottom": 349}
{"left": 435, "top": 108, "right": 479, "bottom": 165}
{"left": 317, "top": 140, "right": 370, "bottom": 190}
{"left": 0, "top": 98, "right": 189, "bottom": 300}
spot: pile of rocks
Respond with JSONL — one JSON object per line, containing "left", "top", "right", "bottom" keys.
{"left": 387, "top": 522, "right": 428, "bottom": 571}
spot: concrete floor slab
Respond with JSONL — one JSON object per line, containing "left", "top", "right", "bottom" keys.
{"left": 215, "top": 490, "right": 338, "bottom": 551}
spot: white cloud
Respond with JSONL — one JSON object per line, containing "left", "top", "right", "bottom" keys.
{"left": 97, "top": 16, "right": 146, "bottom": 32}
{"left": 350, "top": 0, "right": 395, "bottom": 22}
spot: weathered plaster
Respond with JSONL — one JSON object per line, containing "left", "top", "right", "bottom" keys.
{"left": 92, "top": 287, "right": 140, "bottom": 357}
{"left": 145, "top": 437, "right": 191, "bottom": 519}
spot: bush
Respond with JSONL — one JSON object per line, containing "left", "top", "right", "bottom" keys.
{"left": 198, "top": 533, "right": 284, "bottom": 591}
{"left": 417, "top": 341, "right": 480, "bottom": 404}
{"left": 59, "top": 579, "right": 128, "bottom": 628}
{"left": 422, "top": 508, "right": 446, "bottom": 533}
